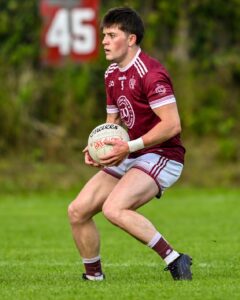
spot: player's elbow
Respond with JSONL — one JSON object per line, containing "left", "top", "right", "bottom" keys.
{"left": 172, "top": 121, "right": 182, "bottom": 136}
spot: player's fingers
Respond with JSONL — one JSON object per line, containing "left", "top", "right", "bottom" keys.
{"left": 103, "top": 140, "right": 115, "bottom": 146}
{"left": 99, "top": 156, "right": 115, "bottom": 165}
{"left": 85, "top": 156, "right": 93, "bottom": 165}
{"left": 103, "top": 160, "right": 120, "bottom": 167}
{"left": 85, "top": 152, "right": 96, "bottom": 165}
{"left": 98, "top": 150, "right": 116, "bottom": 160}
{"left": 82, "top": 146, "right": 88, "bottom": 153}
{"left": 85, "top": 157, "right": 101, "bottom": 168}
{"left": 92, "top": 162, "right": 102, "bottom": 168}
{"left": 103, "top": 138, "right": 120, "bottom": 145}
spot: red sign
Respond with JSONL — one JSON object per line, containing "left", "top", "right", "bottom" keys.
{"left": 40, "top": 0, "right": 100, "bottom": 65}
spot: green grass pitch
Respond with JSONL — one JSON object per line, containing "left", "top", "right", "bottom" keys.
{"left": 0, "top": 187, "right": 239, "bottom": 300}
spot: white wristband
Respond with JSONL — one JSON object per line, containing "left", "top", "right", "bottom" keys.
{"left": 127, "top": 137, "right": 144, "bottom": 153}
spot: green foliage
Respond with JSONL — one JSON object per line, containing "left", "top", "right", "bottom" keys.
{"left": 0, "top": 0, "right": 239, "bottom": 168}
{"left": 0, "top": 1, "right": 40, "bottom": 67}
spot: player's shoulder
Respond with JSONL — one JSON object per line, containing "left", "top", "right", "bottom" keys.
{"left": 105, "top": 63, "right": 118, "bottom": 79}
{"left": 135, "top": 51, "right": 169, "bottom": 79}
{"left": 140, "top": 51, "right": 171, "bottom": 81}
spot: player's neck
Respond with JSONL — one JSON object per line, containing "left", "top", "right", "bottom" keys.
{"left": 118, "top": 46, "right": 140, "bottom": 69}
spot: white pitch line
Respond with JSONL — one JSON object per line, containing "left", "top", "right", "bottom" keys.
{"left": 0, "top": 261, "right": 211, "bottom": 268}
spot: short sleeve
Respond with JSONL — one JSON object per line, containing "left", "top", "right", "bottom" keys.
{"left": 143, "top": 70, "right": 176, "bottom": 110}
{"left": 104, "top": 64, "right": 119, "bottom": 114}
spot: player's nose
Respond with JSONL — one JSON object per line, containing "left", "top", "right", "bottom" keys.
{"left": 102, "top": 35, "right": 109, "bottom": 45}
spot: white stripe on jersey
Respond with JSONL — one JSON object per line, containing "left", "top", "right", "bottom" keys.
{"left": 137, "top": 57, "right": 148, "bottom": 73}
{"left": 150, "top": 95, "right": 176, "bottom": 109}
{"left": 134, "top": 60, "right": 144, "bottom": 77}
{"left": 134, "top": 57, "right": 148, "bottom": 78}
{"left": 105, "top": 63, "right": 118, "bottom": 78}
{"left": 106, "top": 105, "right": 119, "bottom": 113}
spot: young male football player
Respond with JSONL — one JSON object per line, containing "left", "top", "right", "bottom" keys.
{"left": 68, "top": 7, "right": 192, "bottom": 281}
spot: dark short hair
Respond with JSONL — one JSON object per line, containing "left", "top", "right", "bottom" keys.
{"left": 101, "top": 7, "right": 144, "bottom": 45}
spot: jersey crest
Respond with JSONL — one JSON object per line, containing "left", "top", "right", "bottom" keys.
{"left": 117, "top": 95, "right": 135, "bottom": 129}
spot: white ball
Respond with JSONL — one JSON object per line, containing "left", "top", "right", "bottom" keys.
{"left": 88, "top": 123, "right": 129, "bottom": 163}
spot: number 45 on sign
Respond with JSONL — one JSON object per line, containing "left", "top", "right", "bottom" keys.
{"left": 40, "top": 0, "right": 99, "bottom": 64}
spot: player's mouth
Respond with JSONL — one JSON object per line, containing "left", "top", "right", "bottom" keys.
{"left": 104, "top": 49, "right": 111, "bottom": 54}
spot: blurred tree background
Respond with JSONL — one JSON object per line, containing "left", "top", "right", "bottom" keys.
{"left": 0, "top": 0, "right": 239, "bottom": 191}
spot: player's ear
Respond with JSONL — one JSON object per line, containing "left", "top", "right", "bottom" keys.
{"left": 128, "top": 34, "right": 137, "bottom": 47}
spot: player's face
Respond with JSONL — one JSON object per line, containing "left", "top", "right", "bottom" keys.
{"left": 102, "top": 25, "right": 131, "bottom": 67}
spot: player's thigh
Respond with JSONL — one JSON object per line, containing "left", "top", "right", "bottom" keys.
{"left": 105, "top": 168, "right": 159, "bottom": 211}
{"left": 70, "top": 170, "right": 119, "bottom": 216}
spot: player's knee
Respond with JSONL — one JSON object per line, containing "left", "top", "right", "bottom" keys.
{"left": 68, "top": 202, "right": 86, "bottom": 225}
{"left": 102, "top": 203, "right": 121, "bottom": 224}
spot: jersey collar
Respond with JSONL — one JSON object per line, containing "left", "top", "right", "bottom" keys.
{"left": 119, "top": 48, "right": 141, "bottom": 72}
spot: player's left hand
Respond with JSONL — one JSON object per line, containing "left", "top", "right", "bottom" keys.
{"left": 99, "top": 139, "right": 129, "bottom": 166}
{"left": 82, "top": 146, "right": 102, "bottom": 168}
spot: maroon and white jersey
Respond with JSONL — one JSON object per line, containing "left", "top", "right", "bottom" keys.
{"left": 105, "top": 49, "right": 185, "bottom": 163}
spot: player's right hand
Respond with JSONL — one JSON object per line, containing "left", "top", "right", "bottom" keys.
{"left": 82, "top": 146, "right": 102, "bottom": 168}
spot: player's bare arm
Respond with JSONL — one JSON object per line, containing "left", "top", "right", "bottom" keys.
{"left": 142, "top": 102, "right": 181, "bottom": 147}
{"left": 100, "top": 103, "right": 181, "bottom": 166}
